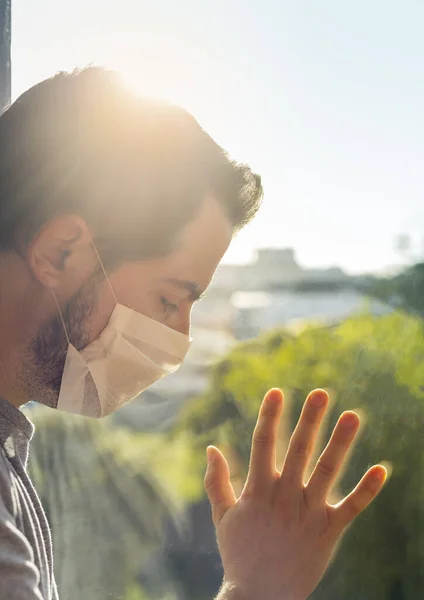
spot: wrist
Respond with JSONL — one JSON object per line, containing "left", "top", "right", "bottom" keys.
{"left": 216, "top": 580, "right": 306, "bottom": 600}
{"left": 216, "top": 581, "right": 247, "bottom": 600}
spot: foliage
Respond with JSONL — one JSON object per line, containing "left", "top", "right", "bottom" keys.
{"left": 364, "top": 261, "right": 424, "bottom": 317}
{"left": 27, "top": 411, "right": 203, "bottom": 600}
{"left": 180, "top": 311, "right": 424, "bottom": 599}
{"left": 25, "top": 288, "right": 424, "bottom": 598}
{"left": 122, "top": 583, "right": 148, "bottom": 600}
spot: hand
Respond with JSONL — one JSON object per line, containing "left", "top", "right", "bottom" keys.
{"left": 204, "top": 388, "right": 387, "bottom": 600}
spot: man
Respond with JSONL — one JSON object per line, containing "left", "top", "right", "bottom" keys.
{"left": 0, "top": 67, "right": 386, "bottom": 600}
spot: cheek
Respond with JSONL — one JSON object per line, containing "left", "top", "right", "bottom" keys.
{"left": 107, "top": 265, "right": 155, "bottom": 313}
{"left": 84, "top": 282, "right": 116, "bottom": 342}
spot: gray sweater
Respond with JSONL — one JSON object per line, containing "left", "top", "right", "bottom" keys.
{"left": 0, "top": 397, "right": 58, "bottom": 600}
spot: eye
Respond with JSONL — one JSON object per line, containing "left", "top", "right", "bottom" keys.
{"left": 160, "top": 296, "right": 179, "bottom": 315}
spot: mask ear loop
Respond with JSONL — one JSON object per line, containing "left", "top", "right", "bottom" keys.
{"left": 50, "top": 239, "right": 118, "bottom": 346}
{"left": 50, "top": 289, "right": 70, "bottom": 345}
{"left": 90, "top": 240, "right": 119, "bottom": 306}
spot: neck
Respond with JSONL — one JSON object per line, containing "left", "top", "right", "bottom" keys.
{"left": 0, "top": 253, "right": 44, "bottom": 407}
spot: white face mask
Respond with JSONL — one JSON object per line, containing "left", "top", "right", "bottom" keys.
{"left": 52, "top": 264, "right": 191, "bottom": 419}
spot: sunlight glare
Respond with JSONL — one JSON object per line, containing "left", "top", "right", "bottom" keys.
{"left": 118, "top": 59, "right": 194, "bottom": 110}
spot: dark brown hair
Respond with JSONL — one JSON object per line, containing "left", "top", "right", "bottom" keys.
{"left": 0, "top": 67, "right": 263, "bottom": 264}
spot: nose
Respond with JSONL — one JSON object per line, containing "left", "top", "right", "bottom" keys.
{"left": 172, "top": 307, "right": 191, "bottom": 336}
{"left": 175, "top": 317, "right": 190, "bottom": 336}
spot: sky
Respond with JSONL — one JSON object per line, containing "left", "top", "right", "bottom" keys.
{"left": 11, "top": 0, "right": 424, "bottom": 274}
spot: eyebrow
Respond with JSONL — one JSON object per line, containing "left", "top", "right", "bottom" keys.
{"left": 160, "top": 278, "right": 205, "bottom": 302}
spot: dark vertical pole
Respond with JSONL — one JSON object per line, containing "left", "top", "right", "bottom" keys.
{"left": 0, "top": 0, "right": 11, "bottom": 111}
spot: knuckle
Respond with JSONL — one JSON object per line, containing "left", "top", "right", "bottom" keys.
{"left": 203, "top": 473, "right": 218, "bottom": 492}
{"left": 335, "top": 427, "right": 352, "bottom": 444}
{"left": 346, "top": 501, "right": 361, "bottom": 521}
{"left": 261, "top": 404, "right": 278, "bottom": 418}
{"left": 253, "top": 434, "right": 271, "bottom": 447}
{"left": 333, "top": 434, "right": 349, "bottom": 448}
{"left": 316, "top": 459, "right": 335, "bottom": 478}
{"left": 304, "top": 408, "right": 320, "bottom": 425}
{"left": 293, "top": 441, "right": 310, "bottom": 457}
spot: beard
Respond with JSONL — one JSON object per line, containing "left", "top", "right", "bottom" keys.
{"left": 23, "top": 273, "right": 103, "bottom": 409}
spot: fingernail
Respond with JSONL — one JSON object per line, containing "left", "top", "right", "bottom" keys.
{"left": 267, "top": 388, "right": 282, "bottom": 402}
{"left": 341, "top": 412, "right": 359, "bottom": 429}
{"left": 310, "top": 390, "right": 328, "bottom": 407}
{"left": 373, "top": 467, "right": 387, "bottom": 483}
{"left": 370, "top": 468, "right": 387, "bottom": 492}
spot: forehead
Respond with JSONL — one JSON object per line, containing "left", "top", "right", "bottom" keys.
{"left": 110, "top": 196, "right": 233, "bottom": 296}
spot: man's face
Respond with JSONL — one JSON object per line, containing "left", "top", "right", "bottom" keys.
{"left": 26, "top": 196, "right": 232, "bottom": 407}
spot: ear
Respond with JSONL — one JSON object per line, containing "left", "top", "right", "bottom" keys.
{"left": 27, "top": 215, "right": 93, "bottom": 288}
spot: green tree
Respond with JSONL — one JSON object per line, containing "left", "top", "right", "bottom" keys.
{"left": 363, "top": 262, "right": 424, "bottom": 317}
{"left": 27, "top": 410, "right": 203, "bottom": 600}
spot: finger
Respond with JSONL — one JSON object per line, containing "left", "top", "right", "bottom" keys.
{"left": 305, "top": 411, "right": 360, "bottom": 504}
{"left": 244, "top": 388, "right": 283, "bottom": 496}
{"left": 331, "top": 465, "right": 387, "bottom": 531}
{"left": 279, "top": 389, "right": 329, "bottom": 488}
{"left": 204, "top": 446, "right": 237, "bottom": 527}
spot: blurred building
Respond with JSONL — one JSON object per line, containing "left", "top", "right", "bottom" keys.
{"left": 213, "top": 247, "right": 349, "bottom": 291}
{"left": 232, "top": 289, "right": 391, "bottom": 340}
{"left": 206, "top": 247, "right": 382, "bottom": 340}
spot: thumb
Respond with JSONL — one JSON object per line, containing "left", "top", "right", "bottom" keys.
{"left": 204, "top": 445, "right": 237, "bottom": 527}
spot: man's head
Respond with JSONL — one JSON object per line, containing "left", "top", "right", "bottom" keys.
{"left": 0, "top": 67, "right": 262, "bottom": 409}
